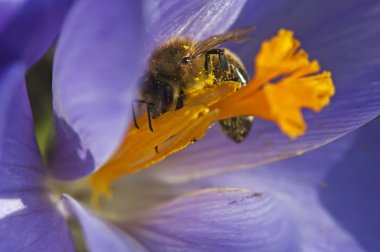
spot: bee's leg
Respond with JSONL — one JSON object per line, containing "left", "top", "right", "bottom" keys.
{"left": 132, "top": 100, "right": 154, "bottom": 132}
{"left": 235, "top": 66, "right": 249, "bottom": 84}
{"left": 132, "top": 99, "right": 147, "bottom": 129}
{"left": 205, "top": 49, "right": 229, "bottom": 74}
{"left": 132, "top": 102, "right": 139, "bottom": 129}
{"left": 218, "top": 50, "right": 229, "bottom": 72}
{"left": 147, "top": 103, "right": 154, "bottom": 132}
{"left": 221, "top": 65, "right": 249, "bottom": 84}
{"left": 175, "top": 89, "right": 185, "bottom": 110}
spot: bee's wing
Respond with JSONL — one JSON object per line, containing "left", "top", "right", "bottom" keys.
{"left": 191, "top": 25, "right": 255, "bottom": 58}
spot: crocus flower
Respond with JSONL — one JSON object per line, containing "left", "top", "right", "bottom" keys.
{"left": 1, "top": 1, "right": 380, "bottom": 252}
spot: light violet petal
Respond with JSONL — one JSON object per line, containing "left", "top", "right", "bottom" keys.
{"left": 196, "top": 118, "right": 380, "bottom": 251}
{"left": 51, "top": 0, "right": 144, "bottom": 179}
{"left": 144, "top": 0, "right": 246, "bottom": 49}
{"left": 127, "top": 188, "right": 298, "bottom": 252}
{"left": 0, "top": 63, "right": 74, "bottom": 251}
{"left": 0, "top": 0, "right": 71, "bottom": 66}
{"left": 0, "top": 192, "right": 75, "bottom": 251}
{"left": 61, "top": 195, "right": 147, "bottom": 252}
{"left": 155, "top": 1, "right": 380, "bottom": 181}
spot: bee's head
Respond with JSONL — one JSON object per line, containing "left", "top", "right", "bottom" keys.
{"left": 142, "top": 79, "right": 174, "bottom": 118}
{"left": 149, "top": 38, "right": 194, "bottom": 80}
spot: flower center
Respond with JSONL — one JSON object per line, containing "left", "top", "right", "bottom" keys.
{"left": 91, "top": 29, "right": 335, "bottom": 199}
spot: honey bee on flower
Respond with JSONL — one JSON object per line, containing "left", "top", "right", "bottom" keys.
{"left": 137, "top": 26, "right": 255, "bottom": 143}
{"left": 91, "top": 28, "right": 335, "bottom": 198}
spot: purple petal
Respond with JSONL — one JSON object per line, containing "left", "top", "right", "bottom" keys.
{"left": 61, "top": 195, "right": 146, "bottom": 252}
{"left": 51, "top": 0, "right": 247, "bottom": 180}
{"left": 0, "top": 1, "right": 24, "bottom": 31}
{"left": 0, "top": 64, "right": 74, "bottom": 251}
{"left": 51, "top": 0, "right": 145, "bottom": 179}
{"left": 127, "top": 188, "right": 298, "bottom": 252}
{"left": 0, "top": 62, "right": 43, "bottom": 190}
{"left": 195, "top": 118, "right": 380, "bottom": 251}
{"left": 154, "top": 1, "right": 380, "bottom": 181}
{"left": 144, "top": 0, "right": 246, "bottom": 49}
{"left": 0, "top": 0, "right": 71, "bottom": 66}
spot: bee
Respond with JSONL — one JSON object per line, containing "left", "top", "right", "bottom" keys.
{"left": 135, "top": 26, "right": 255, "bottom": 143}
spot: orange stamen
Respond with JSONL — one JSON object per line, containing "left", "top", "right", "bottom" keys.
{"left": 91, "top": 29, "right": 335, "bottom": 198}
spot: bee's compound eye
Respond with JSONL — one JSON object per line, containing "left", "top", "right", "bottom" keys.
{"left": 181, "top": 57, "right": 192, "bottom": 64}
{"left": 154, "top": 81, "right": 174, "bottom": 115}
